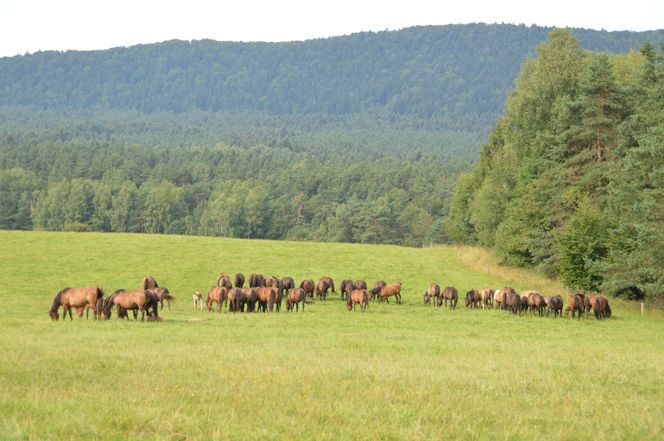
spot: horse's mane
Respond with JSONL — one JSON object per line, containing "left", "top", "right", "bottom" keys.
{"left": 50, "top": 288, "right": 70, "bottom": 311}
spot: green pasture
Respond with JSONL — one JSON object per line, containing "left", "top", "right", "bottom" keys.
{"left": 0, "top": 231, "right": 662, "bottom": 440}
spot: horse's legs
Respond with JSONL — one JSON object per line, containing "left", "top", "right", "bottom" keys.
{"left": 160, "top": 300, "right": 164, "bottom": 311}
{"left": 133, "top": 309, "right": 138, "bottom": 320}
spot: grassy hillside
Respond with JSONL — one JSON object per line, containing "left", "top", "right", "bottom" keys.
{"left": 0, "top": 231, "right": 662, "bottom": 440}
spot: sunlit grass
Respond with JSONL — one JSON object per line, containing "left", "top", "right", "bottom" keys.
{"left": 0, "top": 231, "right": 662, "bottom": 440}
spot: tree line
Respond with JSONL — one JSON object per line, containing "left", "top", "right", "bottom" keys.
{"left": 446, "top": 30, "right": 664, "bottom": 303}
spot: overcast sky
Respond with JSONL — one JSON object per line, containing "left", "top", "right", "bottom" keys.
{"left": 0, "top": 0, "right": 662, "bottom": 57}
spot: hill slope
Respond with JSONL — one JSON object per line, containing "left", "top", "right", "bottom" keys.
{"left": 0, "top": 230, "right": 662, "bottom": 440}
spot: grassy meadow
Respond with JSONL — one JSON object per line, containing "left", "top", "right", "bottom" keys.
{"left": 0, "top": 230, "right": 662, "bottom": 440}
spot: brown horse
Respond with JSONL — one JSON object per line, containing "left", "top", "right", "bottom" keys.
{"left": 207, "top": 286, "right": 228, "bottom": 312}
{"left": 280, "top": 276, "right": 295, "bottom": 296}
{"left": 256, "top": 287, "right": 277, "bottom": 312}
{"left": 341, "top": 280, "right": 355, "bottom": 300}
{"left": 439, "top": 286, "right": 458, "bottom": 309}
{"left": 75, "top": 296, "right": 104, "bottom": 319}
{"left": 142, "top": 276, "right": 158, "bottom": 290}
{"left": 322, "top": 277, "right": 335, "bottom": 295}
{"left": 590, "top": 295, "right": 611, "bottom": 319}
{"left": 347, "top": 289, "right": 368, "bottom": 311}
{"left": 240, "top": 288, "right": 258, "bottom": 312}
{"left": 300, "top": 279, "right": 315, "bottom": 299}
{"left": 506, "top": 292, "right": 521, "bottom": 315}
{"left": 286, "top": 288, "right": 306, "bottom": 312}
{"left": 249, "top": 273, "right": 264, "bottom": 288}
{"left": 102, "top": 289, "right": 156, "bottom": 321}
{"left": 50, "top": 286, "right": 104, "bottom": 321}
{"left": 234, "top": 273, "right": 245, "bottom": 289}
{"left": 372, "top": 282, "right": 402, "bottom": 304}
{"left": 544, "top": 295, "right": 564, "bottom": 318}
{"left": 423, "top": 283, "right": 440, "bottom": 306}
{"left": 499, "top": 287, "right": 517, "bottom": 311}
{"left": 147, "top": 287, "right": 174, "bottom": 310}
{"left": 526, "top": 292, "right": 545, "bottom": 316}
{"left": 354, "top": 279, "right": 367, "bottom": 290}
{"left": 465, "top": 289, "right": 481, "bottom": 308}
{"left": 565, "top": 294, "right": 585, "bottom": 320}
{"left": 316, "top": 278, "right": 332, "bottom": 301}
{"left": 227, "top": 288, "right": 242, "bottom": 312}
{"left": 217, "top": 273, "right": 232, "bottom": 289}
{"left": 373, "top": 280, "right": 387, "bottom": 290}
{"left": 479, "top": 288, "right": 494, "bottom": 309}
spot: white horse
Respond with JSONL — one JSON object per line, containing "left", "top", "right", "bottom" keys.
{"left": 193, "top": 291, "right": 203, "bottom": 310}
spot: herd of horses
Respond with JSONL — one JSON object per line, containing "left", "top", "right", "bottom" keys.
{"left": 48, "top": 276, "right": 174, "bottom": 321}
{"left": 49, "top": 273, "right": 612, "bottom": 321}
{"left": 423, "top": 284, "right": 612, "bottom": 320}
{"left": 197, "top": 273, "right": 403, "bottom": 313}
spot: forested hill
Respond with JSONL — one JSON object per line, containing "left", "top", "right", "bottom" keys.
{"left": 1, "top": 24, "right": 663, "bottom": 133}
{"left": 445, "top": 30, "right": 664, "bottom": 303}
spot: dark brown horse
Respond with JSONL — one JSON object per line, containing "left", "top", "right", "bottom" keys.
{"left": 249, "top": 273, "right": 264, "bottom": 288}
{"left": 499, "top": 287, "right": 517, "bottom": 311}
{"left": 147, "top": 287, "right": 174, "bottom": 310}
{"left": 300, "top": 279, "right": 315, "bottom": 299}
{"left": 373, "top": 280, "right": 387, "bottom": 291}
{"left": 341, "top": 280, "right": 355, "bottom": 301}
{"left": 217, "top": 273, "right": 232, "bottom": 289}
{"left": 506, "top": 292, "right": 521, "bottom": 315}
{"left": 240, "top": 288, "right": 258, "bottom": 312}
{"left": 354, "top": 279, "right": 367, "bottom": 290}
{"left": 227, "top": 288, "right": 242, "bottom": 312}
{"left": 207, "top": 286, "right": 228, "bottom": 312}
{"left": 102, "top": 289, "right": 157, "bottom": 321}
{"left": 590, "top": 295, "right": 611, "bottom": 319}
{"left": 280, "top": 276, "right": 295, "bottom": 295}
{"left": 234, "top": 273, "right": 245, "bottom": 289}
{"left": 423, "top": 283, "right": 440, "bottom": 306}
{"left": 544, "top": 295, "right": 564, "bottom": 318}
{"left": 286, "top": 288, "right": 306, "bottom": 312}
{"left": 465, "top": 289, "right": 481, "bottom": 308}
{"left": 372, "top": 282, "right": 402, "bottom": 304}
{"left": 347, "top": 289, "right": 368, "bottom": 311}
{"left": 142, "top": 276, "right": 158, "bottom": 290}
{"left": 50, "top": 286, "right": 104, "bottom": 321}
{"left": 527, "top": 292, "right": 545, "bottom": 316}
{"left": 439, "top": 286, "right": 458, "bottom": 309}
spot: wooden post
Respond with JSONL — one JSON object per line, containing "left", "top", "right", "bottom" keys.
{"left": 641, "top": 302, "right": 645, "bottom": 316}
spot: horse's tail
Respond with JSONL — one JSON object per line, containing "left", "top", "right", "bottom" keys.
{"left": 268, "top": 290, "right": 275, "bottom": 312}
{"left": 96, "top": 286, "right": 104, "bottom": 302}
{"left": 605, "top": 302, "right": 612, "bottom": 318}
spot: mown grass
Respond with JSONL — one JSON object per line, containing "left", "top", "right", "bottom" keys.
{"left": 0, "top": 230, "right": 662, "bottom": 440}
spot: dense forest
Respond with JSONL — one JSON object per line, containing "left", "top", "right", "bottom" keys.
{"left": 1, "top": 24, "right": 662, "bottom": 255}
{"left": 446, "top": 30, "right": 664, "bottom": 303}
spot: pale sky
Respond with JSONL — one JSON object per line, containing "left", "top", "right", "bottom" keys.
{"left": 0, "top": 0, "right": 662, "bottom": 57}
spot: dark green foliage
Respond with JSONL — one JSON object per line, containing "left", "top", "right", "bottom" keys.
{"left": 448, "top": 30, "right": 664, "bottom": 302}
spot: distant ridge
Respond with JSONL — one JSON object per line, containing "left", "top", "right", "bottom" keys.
{"left": 1, "top": 24, "right": 662, "bottom": 133}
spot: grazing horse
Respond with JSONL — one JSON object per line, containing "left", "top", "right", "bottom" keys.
{"left": 102, "top": 289, "right": 156, "bottom": 321}
{"left": 526, "top": 292, "right": 545, "bottom": 316}
{"left": 590, "top": 295, "right": 611, "bottom": 320}
{"left": 280, "top": 277, "right": 295, "bottom": 296}
{"left": 240, "top": 288, "right": 258, "bottom": 312}
{"left": 217, "top": 273, "right": 232, "bottom": 290}
{"left": 423, "top": 283, "right": 440, "bottom": 306}
{"left": 234, "top": 273, "right": 245, "bottom": 289}
{"left": 544, "top": 295, "right": 564, "bottom": 318}
{"left": 565, "top": 294, "right": 585, "bottom": 320}
{"left": 75, "top": 296, "right": 104, "bottom": 319}
{"left": 499, "top": 287, "right": 516, "bottom": 311}
{"left": 227, "top": 288, "right": 242, "bottom": 312}
{"left": 49, "top": 286, "right": 104, "bottom": 321}
{"left": 147, "top": 287, "right": 174, "bottom": 310}
{"left": 479, "top": 288, "right": 494, "bottom": 309}
{"left": 300, "top": 279, "right": 315, "bottom": 299}
{"left": 465, "top": 289, "right": 481, "bottom": 308}
{"left": 256, "top": 287, "right": 277, "bottom": 312}
{"left": 193, "top": 291, "right": 203, "bottom": 310}
{"left": 316, "top": 278, "right": 332, "bottom": 301}
{"left": 372, "top": 282, "right": 402, "bottom": 304}
{"left": 439, "top": 286, "right": 458, "bottom": 309}
{"left": 142, "top": 276, "right": 158, "bottom": 290}
{"left": 354, "top": 279, "right": 367, "bottom": 290}
{"left": 286, "top": 288, "right": 306, "bottom": 312}
{"left": 341, "top": 280, "right": 355, "bottom": 301}
{"left": 249, "top": 273, "right": 264, "bottom": 288}
{"left": 207, "top": 286, "right": 228, "bottom": 312}
{"left": 347, "top": 289, "right": 369, "bottom": 311}
{"left": 506, "top": 292, "right": 521, "bottom": 315}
